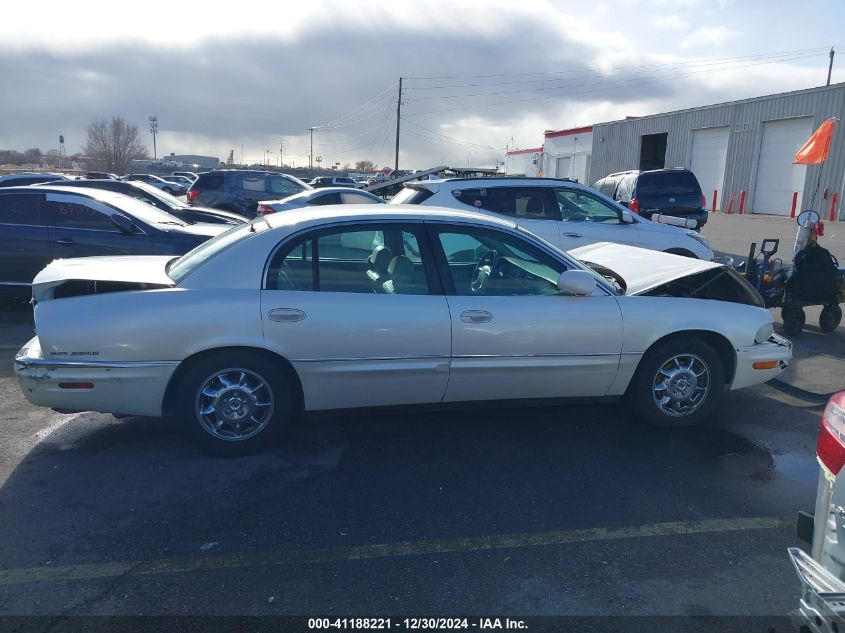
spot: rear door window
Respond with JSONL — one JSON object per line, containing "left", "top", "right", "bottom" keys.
{"left": 636, "top": 171, "right": 701, "bottom": 196}
{"left": 597, "top": 178, "right": 619, "bottom": 198}
{"left": 268, "top": 175, "right": 305, "bottom": 196}
{"left": 194, "top": 173, "right": 224, "bottom": 190}
{"left": 42, "top": 199, "right": 116, "bottom": 231}
{"left": 341, "top": 192, "right": 379, "bottom": 204}
{"left": 453, "top": 187, "right": 558, "bottom": 220}
{"left": 0, "top": 193, "right": 42, "bottom": 225}
{"left": 308, "top": 193, "right": 342, "bottom": 205}
{"left": 240, "top": 175, "right": 267, "bottom": 192}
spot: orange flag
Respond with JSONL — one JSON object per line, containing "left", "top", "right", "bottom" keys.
{"left": 794, "top": 117, "right": 836, "bottom": 164}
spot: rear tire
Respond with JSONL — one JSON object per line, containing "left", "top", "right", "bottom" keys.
{"left": 627, "top": 338, "right": 724, "bottom": 427}
{"left": 820, "top": 305, "right": 842, "bottom": 332}
{"left": 174, "top": 351, "right": 293, "bottom": 456}
{"left": 782, "top": 307, "right": 806, "bottom": 336}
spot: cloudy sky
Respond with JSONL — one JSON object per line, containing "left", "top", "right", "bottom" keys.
{"left": 1, "top": 0, "right": 843, "bottom": 170}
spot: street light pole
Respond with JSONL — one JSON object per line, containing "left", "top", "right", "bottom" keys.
{"left": 307, "top": 127, "right": 315, "bottom": 171}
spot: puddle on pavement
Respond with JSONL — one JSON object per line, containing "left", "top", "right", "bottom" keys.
{"left": 676, "top": 425, "right": 816, "bottom": 482}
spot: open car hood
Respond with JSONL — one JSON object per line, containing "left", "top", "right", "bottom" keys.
{"left": 32, "top": 255, "right": 176, "bottom": 302}
{"left": 569, "top": 242, "right": 723, "bottom": 296}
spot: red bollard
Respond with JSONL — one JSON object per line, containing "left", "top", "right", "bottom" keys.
{"left": 712, "top": 190, "right": 718, "bottom": 213}
{"left": 738, "top": 190, "right": 746, "bottom": 215}
{"left": 790, "top": 191, "right": 798, "bottom": 218}
{"left": 726, "top": 193, "right": 735, "bottom": 214}
{"left": 830, "top": 193, "right": 839, "bottom": 221}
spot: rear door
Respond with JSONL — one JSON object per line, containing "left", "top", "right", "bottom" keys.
{"left": 0, "top": 191, "right": 51, "bottom": 285}
{"left": 261, "top": 222, "right": 451, "bottom": 410}
{"left": 42, "top": 193, "right": 154, "bottom": 259}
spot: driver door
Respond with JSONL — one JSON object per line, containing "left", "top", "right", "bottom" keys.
{"left": 553, "top": 187, "right": 641, "bottom": 251}
{"left": 428, "top": 223, "right": 623, "bottom": 403}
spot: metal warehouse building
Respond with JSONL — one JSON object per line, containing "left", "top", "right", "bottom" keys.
{"left": 589, "top": 83, "right": 845, "bottom": 218}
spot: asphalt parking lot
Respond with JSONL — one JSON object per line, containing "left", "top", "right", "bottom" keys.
{"left": 0, "top": 214, "right": 843, "bottom": 629}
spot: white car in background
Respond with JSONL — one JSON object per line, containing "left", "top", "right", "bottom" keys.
{"left": 122, "top": 174, "right": 187, "bottom": 195}
{"left": 390, "top": 178, "right": 714, "bottom": 260}
{"left": 15, "top": 206, "right": 789, "bottom": 456}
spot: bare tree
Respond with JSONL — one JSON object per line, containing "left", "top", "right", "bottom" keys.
{"left": 84, "top": 116, "right": 148, "bottom": 174}
{"left": 354, "top": 160, "right": 375, "bottom": 173}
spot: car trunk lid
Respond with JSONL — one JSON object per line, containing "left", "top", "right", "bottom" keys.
{"left": 32, "top": 255, "right": 176, "bottom": 302}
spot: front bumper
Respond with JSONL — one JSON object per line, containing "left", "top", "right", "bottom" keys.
{"left": 789, "top": 547, "right": 845, "bottom": 632}
{"left": 14, "top": 336, "right": 178, "bottom": 417}
{"left": 731, "top": 332, "right": 792, "bottom": 390}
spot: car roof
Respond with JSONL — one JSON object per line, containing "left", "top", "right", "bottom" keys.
{"left": 405, "top": 177, "right": 589, "bottom": 191}
{"left": 260, "top": 204, "right": 517, "bottom": 232}
{"left": 0, "top": 172, "right": 68, "bottom": 181}
{"left": 9, "top": 184, "right": 140, "bottom": 205}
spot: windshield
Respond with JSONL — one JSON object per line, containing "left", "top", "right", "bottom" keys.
{"left": 390, "top": 187, "right": 434, "bottom": 205}
{"left": 101, "top": 193, "right": 190, "bottom": 226}
{"left": 130, "top": 181, "right": 185, "bottom": 208}
{"left": 514, "top": 225, "right": 618, "bottom": 295}
{"left": 167, "top": 220, "right": 270, "bottom": 283}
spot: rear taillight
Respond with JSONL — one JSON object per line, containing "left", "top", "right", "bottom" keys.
{"left": 257, "top": 204, "right": 275, "bottom": 216}
{"left": 818, "top": 392, "right": 845, "bottom": 475}
{"left": 700, "top": 194, "right": 707, "bottom": 209}
{"left": 187, "top": 189, "right": 200, "bottom": 204}
{"left": 629, "top": 198, "right": 640, "bottom": 214}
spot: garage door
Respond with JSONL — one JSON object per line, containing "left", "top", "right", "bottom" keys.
{"left": 690, "top": 126, "right": 729, "bottom": 211}
{"left": 556, "top": 156, "right": 571, "bottom": 179}
{"left": 753, "top": 117, "right": 813, "bottom": 215}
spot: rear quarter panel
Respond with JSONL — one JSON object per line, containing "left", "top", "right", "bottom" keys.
{"left": 35, "top": 288, "right": 263, "bottom": 362}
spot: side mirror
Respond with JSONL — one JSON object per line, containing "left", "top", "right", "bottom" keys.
{"left": 110, "top": 214, "right": 136, "bottom": 234}
{"left": 620, "top": 210, "right": 634, "bottom": 223}
{"left": 557, "top": 270, "right": 597, "bottom": 296}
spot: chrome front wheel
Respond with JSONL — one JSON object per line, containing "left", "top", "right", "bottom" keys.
{"left": 651, "top": 353, "right": 710, "bottom": 418}
{"left": 195, "top": 368, "right": 275, "bottom": 441}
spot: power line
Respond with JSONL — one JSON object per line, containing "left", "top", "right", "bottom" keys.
{"left": 315, "top": 84, "right": 397, "bottom": 130}
{"left": 403, "top": 46, "right": 835, "bottom": 81}
{"left": 404, "top": 51, "right": 824, "bottom": 117}
{"left": 401, "top": 118, "right": 505, "bottom": 150}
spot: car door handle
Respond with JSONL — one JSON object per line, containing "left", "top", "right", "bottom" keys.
{"left": 55, "top": 238, "right": 76, "bottom": 245}
{"left": 267, "top": 308, "right": 306, "bottom": 322}
{"left": 562, "top": 232, "right": 583, "bottom": 238}
{"left": 460, "top": 310, "right": 493, "bottom": 324}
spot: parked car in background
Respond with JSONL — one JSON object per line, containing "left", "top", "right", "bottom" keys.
{"left": 172, "top": 171, "right": 199, "bottom": 183}
{"left": 187, "top": 170, "right": 311, "bottom": 218}
{"left": 593, "top": 168, "right": 709, "bottom": 229}
{"left": 256, "top": 187, "right": 384, "bottom": 215}
{"left": 13, "top": 205, "right": 789, "bottom": 456}
{"left": 122, "top": 174, "right": 187, "bottom": 195}
{"left": 309, "top": 176, "right": 365, "bottom": 189}
{"left": 83, "top": 172, "right": 119, "bottom": 180}
{"left": 37, "top": 179, "right": 247, "bottom": 225}
{"left": 789, "top": 391, "right": 845, "bottom": 632}
{"left": 0, "top": 185, "right": 227, "bottom": 289}
{"left": 165, "top": 175, "right": 194, "bottom": 188}
{"left": 0, "top": 172, "right": 73, "bottom": 188}
{"left": 390, "top": 177, "right": 714, "bottom": 260}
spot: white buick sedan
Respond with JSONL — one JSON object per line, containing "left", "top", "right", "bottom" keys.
{"left": 15, "top": 206, "right": 791, "bottom": 455}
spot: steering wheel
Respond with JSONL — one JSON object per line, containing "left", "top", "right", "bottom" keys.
{"left": 470, "top": 249, "right": 499, "bottom": 293}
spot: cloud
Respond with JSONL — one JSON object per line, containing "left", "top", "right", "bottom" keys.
{"left": 681, "top": 25, "right": 738, "bottom": 49}
{"left": 0, "top": 2, "right": 820, "bottom": 170}
{"left": 653, "top": 15, "right": 689, "bottom": 29}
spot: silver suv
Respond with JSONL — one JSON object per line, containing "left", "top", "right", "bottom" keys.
{"left": 390, "top": 177, "right": 713, "bottom": 260}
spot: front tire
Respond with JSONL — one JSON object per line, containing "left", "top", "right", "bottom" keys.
{"left": 174, "top": 351, "right": 293, "bottom": 456}
{"left": 627, "top": 338, "right": 725, "bottom": 427}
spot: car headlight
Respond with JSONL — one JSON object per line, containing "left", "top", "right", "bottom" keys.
{"left": 688, "top": 232, "right": 711, "bottom": 249}
{"left": 755, "top": 323, "right": 774, "bottom": 344}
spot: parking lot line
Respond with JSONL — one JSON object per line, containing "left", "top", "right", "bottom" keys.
{"left": 0, "top": 516, "right": 788, "bottom": 587}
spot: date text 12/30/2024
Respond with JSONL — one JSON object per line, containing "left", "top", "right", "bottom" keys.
{"left": 308, "top": 618, "right": 528, "bottom": 630}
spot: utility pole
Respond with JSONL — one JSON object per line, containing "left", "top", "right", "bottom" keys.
{"left": 394, "top": 77, "right": 403, "bottom": 172}
{"left": 828, "top": 47, "right": 835, "bottom": 86}
{"left": 149, "top": 116, "right": 158, "bottom": 160}
{"left": 265, "top": 148, "right": 271, "bottom": 167}
{"left": 308, "top": 127, "right": 315, "bottom": 171}
{"left": 279, "top": 141, "right": 284, "bottom": 169}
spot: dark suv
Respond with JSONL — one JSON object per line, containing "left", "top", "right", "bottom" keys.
{"left": 593, "top": 168, "right": 708, "bottom": 229}
{"left": 187, "top": 170, "right": 310, "bottom": 217}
